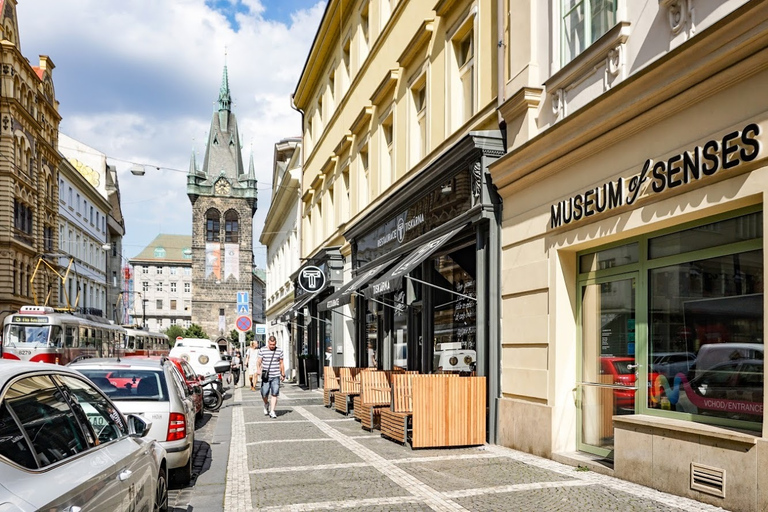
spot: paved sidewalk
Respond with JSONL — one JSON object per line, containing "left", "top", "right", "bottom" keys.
{"left": 225, "top": 383, "right": 723, "bottom": 512}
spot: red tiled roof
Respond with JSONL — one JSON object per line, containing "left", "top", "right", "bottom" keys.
{"left": 32, "top": 67, "right": 44, "bottom": 80}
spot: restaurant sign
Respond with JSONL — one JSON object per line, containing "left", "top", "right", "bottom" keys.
{"left": 550, "top": 123, "right": 760, "bottom": 229}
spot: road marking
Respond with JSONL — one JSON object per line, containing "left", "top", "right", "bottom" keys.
{"left": 293, "top": 406, "right": 467, "bottom": 512}
{"left": 249, "top": 461, "right": 371, "bottom": 474}
{"left": 246, "top": 438, "right": 333, "bottom": 446}
{"left": 224, "top": 386, "right": 253, "bottom": 512}
{"left": 245, "top": 420, "right": 310, "bottom": 425}
{"left": 256, "top": 495, "right": 423, "bottom": 511}
{"left": 443, "top": 479, "right": 594, "bottom": 498}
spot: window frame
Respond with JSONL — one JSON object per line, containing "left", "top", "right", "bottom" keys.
{"left": 561, "top": 0, "right": 618, "bottom": 65}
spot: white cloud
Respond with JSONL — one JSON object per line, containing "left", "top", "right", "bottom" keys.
{"left": 16, "top": 0, "right": 325, "bottom": 266}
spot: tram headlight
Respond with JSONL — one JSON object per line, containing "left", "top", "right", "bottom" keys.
{"left": 449, "top": 356, "right": 458, "bottom": 366}
{"left": 198, "top": 354, "right": 209, "bottom": 365}
{"left": 464, "top": 355, "right": 473, "bottom": 365}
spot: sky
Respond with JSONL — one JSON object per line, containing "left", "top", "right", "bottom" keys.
{"left": 16, "top": 0, "right": 326, "bottom": 268}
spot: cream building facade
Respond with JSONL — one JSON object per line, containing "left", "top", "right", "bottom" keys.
{"left": 492, "top": 1, "right": 768, "bottom": 509}
{"left": 293, "top": 0, "right": 503, "bottom": 423}
{"left": 261, "top": 137, "right": 302, "bottom": 378}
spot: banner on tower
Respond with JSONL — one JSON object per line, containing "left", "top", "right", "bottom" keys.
{"left": 205, "top": 243, "right": 221, "bottom": 280}
{"left": 225, "top": 243, "right": 239, "bottom": 280}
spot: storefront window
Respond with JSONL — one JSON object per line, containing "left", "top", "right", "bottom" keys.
{"left": 393, "top": 290, "right": 408, "bottom": 369}
{"left": 432, "top": 246, "right": 477, "bottom": 373}
{"left": 648, "top": 250, "right": 763, "bottom": 424}
{"left": 365, "top": 302, "right": 378, "bottom": 368}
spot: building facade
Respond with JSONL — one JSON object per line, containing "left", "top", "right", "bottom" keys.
{"left": 187, "top": 65, "right": 258, "bottom": 345}
{"left": 0, "top": 0, "right": 61, "bottom": 323}
{"left": 128, "top": 234, "right": 193, "bottom": 332}
{"left": 491, "top": 1, "right": 768, "bottom": 509}
{"left": 261, "top": 137, "right": 301, "bottom": 378}
{"left": 293, "top": 0, "right": 502, "bottom": 425}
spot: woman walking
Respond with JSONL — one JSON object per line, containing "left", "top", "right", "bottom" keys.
{"left": 244, "top": 340, "right": 259, "bottom": 391}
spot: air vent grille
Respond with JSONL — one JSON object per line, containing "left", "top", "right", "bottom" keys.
{"left": 690, "top": 462, "right": 725, "bottom": 498}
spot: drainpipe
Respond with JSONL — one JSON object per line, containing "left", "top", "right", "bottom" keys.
{"left": 289, "top": 93, "right": 305, "bottom": 380}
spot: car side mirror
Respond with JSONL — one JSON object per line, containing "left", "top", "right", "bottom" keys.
{"left": 127, "top": 414, "right": 152, "bottom": 438}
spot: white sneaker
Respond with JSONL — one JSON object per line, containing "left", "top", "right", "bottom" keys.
{"left": 263, "top": 405, "right": 269, "bottom": 416}
{"left": 269, "top": 411, "right": 277, "bottom": 419}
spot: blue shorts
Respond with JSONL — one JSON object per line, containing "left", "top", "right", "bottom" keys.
{"left": 261, "top": 377, "right": 280, "bottom": 397}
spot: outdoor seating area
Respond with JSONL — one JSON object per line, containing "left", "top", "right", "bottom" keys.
{"left": 322, "top": 366, "right": 339, "bottom": 407}
{"left": 324, "top": 366, "right": 486, "bottom": 449}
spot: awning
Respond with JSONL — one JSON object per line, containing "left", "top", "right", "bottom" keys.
{"left": 365, "top": 225, "right": 466, "bottom": 299}
{"left": 289, "top": 290, "right": 320, "bottom": 316}
{"left": 317, "top": 259, "right": 398, "bottom": 312}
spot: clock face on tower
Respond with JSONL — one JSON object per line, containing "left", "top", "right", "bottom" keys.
{"left": 215, "top": 179, "right": 230, "bottom": 195}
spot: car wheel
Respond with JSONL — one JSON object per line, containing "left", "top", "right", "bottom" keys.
{"left": 155, "top": 468, "right": 169, "bottom": 512}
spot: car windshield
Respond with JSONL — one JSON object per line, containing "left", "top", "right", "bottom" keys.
{"left": 78, "top": 369, "right": 167, "bottom": 401}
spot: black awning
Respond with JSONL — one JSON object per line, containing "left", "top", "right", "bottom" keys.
{"left": 365, "top": 225, "right": 466, "bottom": 299}
{"left": 290, "top": 290, "right": 318, "bottom": 315}
{"left": 317, "top": 259, "right": 398, "bottom": 311}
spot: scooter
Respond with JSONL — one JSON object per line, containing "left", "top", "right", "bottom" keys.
{"left": 200, "top": 374, "right": 223, "bottom": 412}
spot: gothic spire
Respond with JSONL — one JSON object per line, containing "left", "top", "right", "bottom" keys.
{"left": 188, "top": 147, "right": 198, "bottom": 175}
{"left": 218, "top": 63, "right": 231, "bottom": 112}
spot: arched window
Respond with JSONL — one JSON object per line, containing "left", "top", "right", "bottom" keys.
{"left": 206, "top": 210, "right": 220, "bottom": 242}
{"left": 225, "top": 211, "right": 239, "bottom": 243}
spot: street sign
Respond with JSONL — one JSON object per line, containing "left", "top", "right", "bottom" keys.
{"left": 298, "top": 266, "right": 326, "bottom": 293}
{"left": 235, "top": 315, "right": 252, "bottom": 333}
{"left": 254, "top": 324, "right": 267, "bottom": 335}
{"left": 236, "top": 303, "right": 250, "bottom": 315}
{"left": 237, "top": 291, "right": 249, "bottom": 304}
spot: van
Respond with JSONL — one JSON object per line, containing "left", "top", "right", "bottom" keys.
{"left": 169, "top": 338, "right": 224, "bottom": 378}
{"left": 693, "top": 343, "right": 763, "bottom": 379}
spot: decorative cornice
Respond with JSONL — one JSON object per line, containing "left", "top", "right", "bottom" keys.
{"left": 350, "top": 105, "right": 374, "bottom": 135}
{"left": 370, "top": 69, "right": 400, "bottom": 106}
{"left": 398, "top": 19, "right": 434, "bottom": 68}
{"left": 498, "top": 87, "right": 544, "bottom": 124}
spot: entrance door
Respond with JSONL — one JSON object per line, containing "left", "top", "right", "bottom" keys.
{"left": 578, "top": 275, "right": 637, "bottom": 457}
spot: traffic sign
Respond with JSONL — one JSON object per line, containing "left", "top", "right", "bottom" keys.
{"left": 237, "top": 291, "right": 249, "bottom": 304}
{"left": 254, "top": 324, "right": 267, "bottom": 335}
{"left": 235, "top": 315, "right": 252, "bottom": 333}
{"left": 236, "top": 303, "right": 250, "bottom": 315}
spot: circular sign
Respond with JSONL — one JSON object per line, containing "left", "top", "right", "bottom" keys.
{"left": 298, "top": 265, "right": 327, "bottom": 293}
{"left": 235, "top": 315, "right": 252, "bottom": 333}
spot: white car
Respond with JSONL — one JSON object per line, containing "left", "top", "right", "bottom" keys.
{"left": 170, "top": 338, "right": 226, "bottom": 379}
{"left": 71, "top": 357, "right": 196, "bottom": 484}
{"left": 0, "top": 361, "right": 168, "bottom": 511}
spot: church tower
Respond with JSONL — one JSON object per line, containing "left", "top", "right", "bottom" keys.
{"left": 187, "top": 64, "right": 257, "bottom": 346}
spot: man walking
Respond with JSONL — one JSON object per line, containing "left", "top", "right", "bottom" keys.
{"left": 257, "top": 336, "right": 285, "bottom": 418}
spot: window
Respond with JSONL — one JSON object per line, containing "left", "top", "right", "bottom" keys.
{"left": 156, "top": 282, "right": 163, "bottom": 292}
{"left": 170, "top": 267, "right": 178, "bottom": 275}
{"left": 183, "top": 267, "right": 192, "bottom": 276}
{"left": 156, "top": 299, "right": 163, "bottom": 309}
{"left": 142, "top": 281, "right": 149, "bottom": 292}
{"left": 56, "top": 375, "right": 125, "bottom": 443}
{"left": 0, "top": 375, "right": 89, "bottom": 468}
{"left": 360, "top": 2, "right": 370, "bottom": 62}
{"left": 154, "top": 247, "right": 166, "bottom": 258}
{"left": 142, "top": 265, "right": 149, "bottom": 274}
{"left": 225, "top": 211, "right": 239, "bottom": 243}
{"left": 76, "top": 193, "right": 80, "bottom": 215}
{"left": 206, "top": 210, "right": 220, "bottom": 242}
{"left": 171, "top": 300, "right": 177, "bottom": 310}
{"left": 184, "top": 282, "right": 191, "bottom": 293}
{"left": 171, "top": 282, "right": 177, "bottom": 293}
{"left": 562, "top": 0, "right": 617, "bottom": 64}
{"left": 410, "top": 75, "right": 427, "bottom": 165}
{"left": 90, "top": 206, "right": 94, "bottom": 224}
{"left": 451, "top": 23, "right": 475, "bottom": 129}
{"left": 380, "top": 112, "right": 394, "bottom": 188}
{"left": 358, "top": 143, "right": 369, "bottom": 210}
{"left": 170, "top": 318, "right": 177, "bottom": 325}
{"left": 342, "top": 38, "right": 352, "bottom": 88}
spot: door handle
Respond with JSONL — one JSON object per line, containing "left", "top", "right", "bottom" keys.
{"left": 118, "top": 469, "right": 133, "bottom": 481}
{"left": 626, "top": 364, "right": 638, "bottom": 370}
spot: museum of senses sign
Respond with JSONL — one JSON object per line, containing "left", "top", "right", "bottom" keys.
{"left": 550, "top": 123, "right": 761, "bottom": 229}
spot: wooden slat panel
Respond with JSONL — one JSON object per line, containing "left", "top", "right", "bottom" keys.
{"left": 361, "top": 371, "right": 391, "bottom": 406}
{"left": 411, "top": 375, "right": 486, "bottom": 448}
{"left": 323, "top": 366, "right": 340, "bottom": 391}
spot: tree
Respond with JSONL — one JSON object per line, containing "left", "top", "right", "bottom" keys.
{"left": 228, "top": 329, "right": 254, "bottom": 347}
{"left": 164, "top": 325, "right": 185, "bottom": 346}
{"left": 185, "top": 323, "right": 209, "bottom": 339}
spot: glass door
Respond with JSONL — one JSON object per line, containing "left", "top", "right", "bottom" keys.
{"left": 578, "top": 274, "right": 637, "bottom": 458}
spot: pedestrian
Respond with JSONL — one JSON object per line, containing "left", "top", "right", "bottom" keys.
{"left": 257, "top": 335, "right": 285, "bottom": 418}
{"left": 244, "top": 340, "right": 259, "bottom": 391}
{"left": 231, "top": 350, "right": 242, "bottom": 386}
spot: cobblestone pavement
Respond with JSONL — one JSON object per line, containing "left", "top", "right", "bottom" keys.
{"left": 223, "top": 383, "right": 725, "bottom": 512}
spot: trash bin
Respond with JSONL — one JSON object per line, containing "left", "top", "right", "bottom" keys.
{"left": 307, "top": 372, "right": 318, "bottom": 391}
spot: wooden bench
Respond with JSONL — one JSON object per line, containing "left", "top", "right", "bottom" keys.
{"left": 380, "top": 373, "right": 414, "bottom": 444}
{"left": 334, "top": 367, "right": 363, "bottom": 415}
{"left": 323, "top": 366, "right": 340, "bottom": 408}
{"left": 355, "top": 371, "right": 392, "bottom": 430}
{"left": 381, "top": 374, "right": 486, "bottom": 448}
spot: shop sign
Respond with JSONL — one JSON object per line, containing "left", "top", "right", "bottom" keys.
{"left": 550, "top": 123, "right": 761, "bottom": 229}
{"left": 298, "top": 266, "right": 327, "bottom": 293}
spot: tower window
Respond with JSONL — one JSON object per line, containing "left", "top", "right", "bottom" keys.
{"left": 206, "top": 210, "right": 221, "bottom": 242}
{"left": 225, "top": 211, "right": 239, "bottom": 243}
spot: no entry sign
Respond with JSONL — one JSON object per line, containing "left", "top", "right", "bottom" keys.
{"left": 235, "top": 315, "right": 252, "bottom": 333}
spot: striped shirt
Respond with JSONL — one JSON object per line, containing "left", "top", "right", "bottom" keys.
{"left": 258, "top": 346, "right": 283, "bottom": 378}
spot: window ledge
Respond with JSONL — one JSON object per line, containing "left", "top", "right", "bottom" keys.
{"left": 545, "top": 21, "right": 631, "bottom": 94}
{"left": 613, "top": 414, "right": 759, "bottom": 445}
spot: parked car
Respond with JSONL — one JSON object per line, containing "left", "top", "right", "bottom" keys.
{"left": 70, "top": 357, "right": 196, "bottom": 484}
{"left": 693, "top": 343, "right": 763, "bottom": 379}
{"left": 126, "top": 355, "right": 204, "bottom": 421}
{"left": 687, "top": 359, "right": 763, "bottom": 421}
{"left": 650, "top": 351, "right": 697, "bottom": 379}
{"left": 600, "top": 356, "right": 660, "bottom": 412}
{"left": 0, "top": 360, "right": 168, "bottom": 511}
{"left": 169, "top": 338, "right": 226, "bottom": 382}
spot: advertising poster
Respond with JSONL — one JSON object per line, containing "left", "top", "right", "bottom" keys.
{"left": 206, "top": 243, "right": 221, "bottom": 280}
{"left": 225, "top": 243, "right": 239, "bottom": 280}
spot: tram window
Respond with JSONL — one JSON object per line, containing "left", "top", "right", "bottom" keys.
{"left": 136, "top": 337, "right": 144, "bottom": 350}
{"left": 50, "top": 326, "right": 63, "bottom": 347}
{"left": 65, "top": 326, "right": 76, "bottom": 347}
